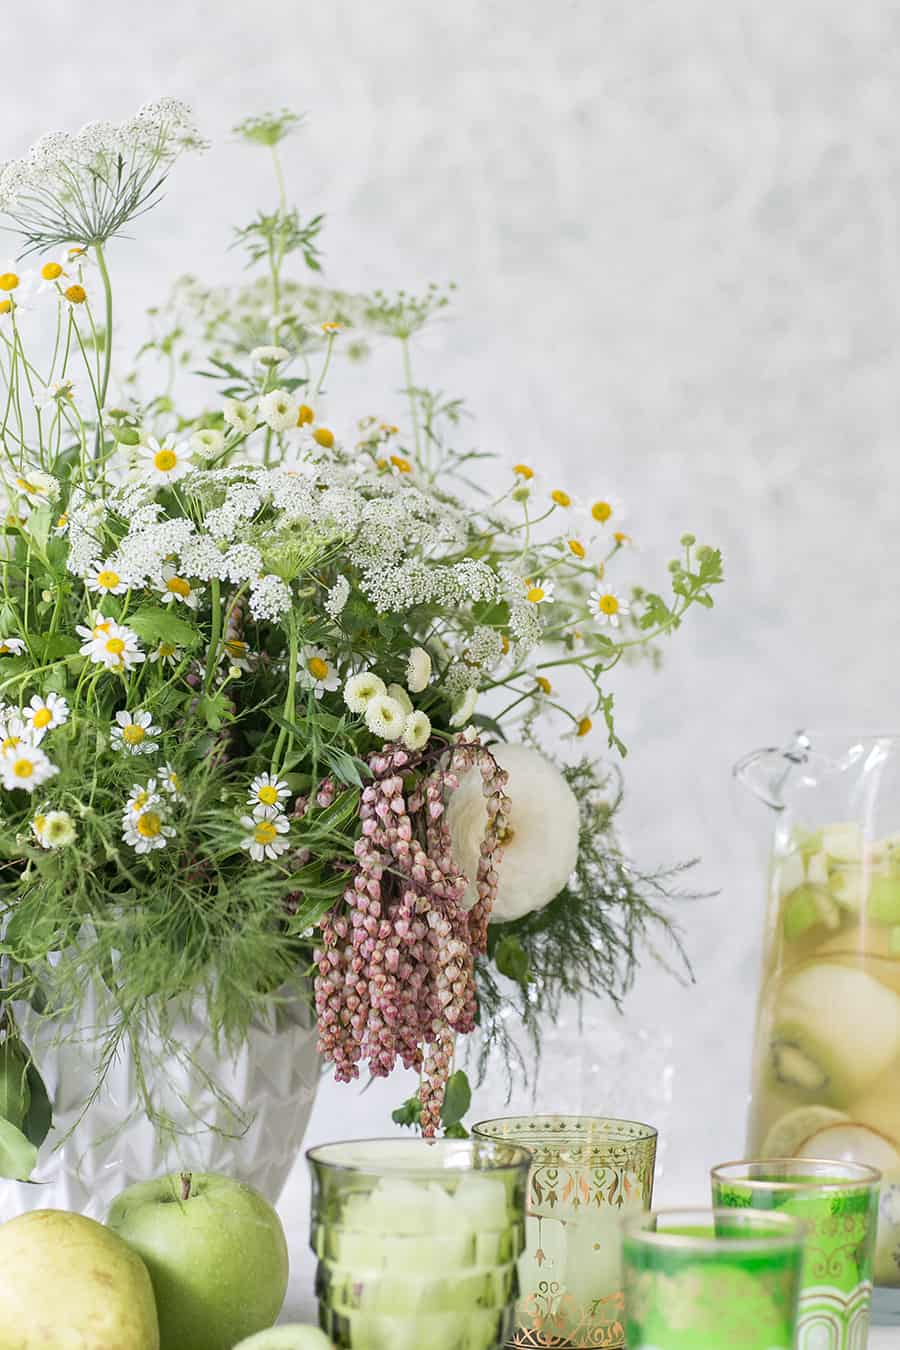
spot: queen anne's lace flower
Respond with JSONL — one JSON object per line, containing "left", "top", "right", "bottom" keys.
{"left": 323, "top": 575, "right": 350, "bottom": 620}
{"left": 249, "top": 573, "right": 291, "bottom": 621}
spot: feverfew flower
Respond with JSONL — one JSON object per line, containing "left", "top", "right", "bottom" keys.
{"left": 251, "top": 345, "right": 290, "bottom": 366}
{"left": 31, "top": 809, "right": 76, "bottom": 849}
{"left": 190, "top": 428, "right": 225, "bottom": 459}
{"left": 124, "top": 780, "right": 160, "bottom": 817}
{"left": 159, "top": 764, "right": 184, "bottom": 801}
{"left": 111, "top": 709, "right": 160, "bottom": 756}
{"left": 84, "top": 559, "right": 129, "bottom": 596}
{"left": 402, "top": 710, "right": 431, "bottom": 751}
{"left": 449, "top": 686, "right": 479, "bottom": 728}
{"left": 223, "top": 398, "right": 257, "bottom": 434}
{"left": 149, "top": 641, "right": 183, "bottom": 668}
{"left": 343, "top": 671, "right": 386, "bottom": 715}
{"left": 80, "top": 621, "right": 145, "bottom": 673}
{"left": 0, "top": 636, "right": 25, "bottom": 656}
{"left": 1, "top": 744, "right": 58, "bottom": 793}
{"left": 122, "top": 805, "right": 175, "bottom": 854}
{"left": 524, "top": 577, "right": 554, "bottom": 605}
{"left": 14, "top": 470, "right": 58, "bottom": 505}
{"left": 364, "top": 693, "right": 407, "bottom": 741}
{"left": 240, "top": 812, "right": 290, "bottom": 861}
{"left": 248, "top": 772, "right": 290, "bottom": 814}
{"left": 157, "top": 564, "right": 201, "bottom": 609}
{"left": 589, "top": 587, "right": 630, "bottom": 628}
{"left": 0, "top": 713, "right": 30, "bottom": 754}
{"left": 139, "top": 437, "right": 191, "bottom": 486}
{"left": 580, "top": 494, "right": 625, "bottom": 530}
{"left": 258, "top": 388, "right": 299, "bottom": 432}
{"left": 406, "top": 646, "right": 432, "bottom": 693}
{"left": 22, "top": 693, "right": 68, "bottom": 742}
{"left": 298, "top": 647, "right": 341, "bottom": 699}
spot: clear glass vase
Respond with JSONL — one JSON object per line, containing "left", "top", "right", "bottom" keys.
{"left": 735, "top": 730, "right": 900, "bottom": 1324}
{"left": 307, "top": 1137, "right": 531, "bottom": 1350}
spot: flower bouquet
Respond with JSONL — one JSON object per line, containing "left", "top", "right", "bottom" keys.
{"left": 0, "top": 103, "right": 722, "bottom": 1204}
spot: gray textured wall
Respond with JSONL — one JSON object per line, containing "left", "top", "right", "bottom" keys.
{"left": 7, "top": 0, "right": 900, "bottom": 1260}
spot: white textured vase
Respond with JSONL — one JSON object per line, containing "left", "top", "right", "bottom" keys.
{"left": 4, "top": 978, "right": 320, "bottom": 1220}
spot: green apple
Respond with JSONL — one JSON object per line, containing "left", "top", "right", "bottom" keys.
{"left": 0, "top": 1209, "right": 159, "bottom": 1350}
{"left": 232, "top": 1329, "right": 333, "bottom": 1350}
{"left": 107, "top": 1172, "right": 289, "bottom": 1350}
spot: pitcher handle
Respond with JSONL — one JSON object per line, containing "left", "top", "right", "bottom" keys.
{"left": 732, "top": 732, "right": 811, "bottom": 810}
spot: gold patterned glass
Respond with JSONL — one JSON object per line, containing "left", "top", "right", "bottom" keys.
{"left": 472, "top": 1114, "right": 657, "bottom": 1348}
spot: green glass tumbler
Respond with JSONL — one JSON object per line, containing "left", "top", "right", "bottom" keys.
{"left": 472, "top": 1114, "right": 657, "bottom": 1348}
{"left": 711, "top": 1158, "right": 881, "bottom": 1349}
{"left": 623, "top": 1207, "right": 806, "bottom": 1350}
{"left": 307, "top": 1136, "right": 532, "bottom": 1350}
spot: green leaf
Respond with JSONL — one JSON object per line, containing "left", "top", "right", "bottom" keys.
{"left": 0, "top": 1037, "right": 31, "bottom": 1130}
{"left": 441, "top": 1070, "right": 472, "bottom": 1129}
{"left": 0, "top": 1115, "right": 38, "bottom": 1180}
{"left": 21, "top": 1061, "right": 52, "bottom": 1150}
{"left": 25, "top": 507, "right": 51, "bottom": 556}
{"left": 494, "top": 934, "right": 531, "bottom": 986}
{"left": 196, "top": 692, "right": 229, "bottom": 730}
{"left": 127, "top": 606, "right": 199, "bottom": 649}
{"left": 392, "top": 1094, "right": 422, "bottom": 1129}
{"left": 31, "top": 634, "right": 80, "bottom": 662}
{"left": 320, "top": 745, "right": 369, "bottom": 789}
{"left": 443, "top": 1121, "right": 470, "bottom": 1139}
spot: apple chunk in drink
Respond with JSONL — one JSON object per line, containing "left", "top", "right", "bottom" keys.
{"left": 748, "top": 821, "right": 900, "bottom": 1287}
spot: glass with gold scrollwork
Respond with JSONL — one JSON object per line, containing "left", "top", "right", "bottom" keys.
{"left": 472, "top": 1115, "right": 657, "bottom": 1348}
{"left": 622, "top": 1207, "right": 806, "bottom": 1350}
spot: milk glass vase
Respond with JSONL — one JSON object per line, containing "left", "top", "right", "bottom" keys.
{"left": 307, "top": 1137, "right": 531, "bottom": 1350}
{"left": 735, "top": 730, "right": 900, "bottom": 1322}
{"left": 472, "top": 1115, "right": 657, "bottom": 1348}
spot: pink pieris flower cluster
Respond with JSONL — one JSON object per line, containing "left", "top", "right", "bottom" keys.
{"left": 314, "top": 734, "right": 510, "bottom": 1133}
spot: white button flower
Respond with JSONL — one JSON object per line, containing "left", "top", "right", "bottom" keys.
{"left": 31, "top": 808, "right": 76, "bottom": 849}
{"left": 22, "top": 693, "right": 68, "bottom": 742}
{"left": 258, "top": 388, "right": 299, "bottom": 432}
{"left": 298, "top": 647, "right": 340, "bottom": 700}
{"left": 84, "top": 559, "right": 129, "bottom": 596}
{"left": 406, "top": 646, "right": 432, "bottom": 693}
{"left": 240, "top": 812, "right": 291, "bottom": 861}
{"left": 1, "top": 744, "right": 58, "bottom": 793}
{"left": 110, "top": 709, "right": 160, "bottom": 755}
{"left": 122, "top": 804, "right": 175, "bottom": 854}
{"left": 247, "top": 772, "right": 291, "bottom": 815}
{"left": 139, "top": 437, "right": 192, "bottom": 486}
{"left": 250, "top": 345, "right": 291, "bottom": 366}
{"left": 449, "top": 686, "right": 479, "bottom": 728}
{"left": 364, "top": 693, "right": 407, "bottom": 741}
{"left": 223, "top": 398, "right": 257, "bottom": 435}
{"left": 402, "top": 710, "right": 431, "bottom": 751}
{"left": 589, "top": 587, "right": 630, "bottom": 628}
{"left": 386, "top": 684, "right": 413, "bottom": 716}
{"left": 189, "top": 428, "right": 225, "bottom": 459}
{"left": 343, "top": 671, "right": 386, "bottom": 715}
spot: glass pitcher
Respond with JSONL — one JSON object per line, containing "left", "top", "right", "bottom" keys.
{"left": 735, "top": 730, "right": 900, "bottom": 1313}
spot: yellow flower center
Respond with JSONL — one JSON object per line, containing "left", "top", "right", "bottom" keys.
{"left": 254, "top": 820, "right": 278, "bottom": 845}
{"left": 597, "top": 593, "right": 619, "bottom": 616}
{"left": 132, "top": 791, "right": 149, "bottom": 811}
{"left": 16, "top": 477, "right": 38, "bottom": 495}
{"left": 296, "top": 404, "right": 314, "bottom": 426}
{"left": 526, "top": 585, "right": 545, "bottom": 604}
{"left": 56, "top": 513, "right": 68, "bottom": 528}
{"left": 122, "top": 724, "right": 146, "bottom": 746}
{"left": 31, "top": 708, "right": 52, "bottom": 729}
{"left": 0, "top": 272, "right": 19, "bottom": 292}
{"left": 0, "top": 300, "right": 11, "bottom": 315}
{"left": 165, "top": 575, "right": 191, "bottom": 598}
{"left": 105, "top": 636, "right": 126, "bottom": 655}
{"left": 513, "top": 464, "right": 534, "bottom": 479}
{"left": 551, "top": 489, "right": 572, "bottom": 508}
{"left": 614, "top": 531, "right": 630, "bottom": 545}
{"left": 577, "top": 716, "right": 593, "bottom": 737}
{"left": 1, "top": 736, "right": 19, "bottom": 751}
{"left": 322, "top": 322, "right": 341, "bottom": 333}
{"left": 33, "top": 814, "right": 46, "bottom": 833}
{"left": 137, "top": 811, "right": 162, "bottom": 838}
{"left": 153, "top": 448, "right": 177, "bottom": 472}
{"left": 591, "top": 500, "right": 613, "bottom": 523}
{"left": 501, "top": 635, "right": 510, "bottom": 654}
{"left": 225, "top": 639, "right": 248, "bottom": 657}
{"left": 390, "top": 454, "right": 412, "bottom": 473}
{"left": 93, "top": 620, "right": 111, "bottom": 636}
{"left": 536, "top": 676, "right": 552, "bottom": 695}
{"left": 41, "top": 262, "right": 63, "bottom": 280}
{"left": 568, "top": 539, "right": 586, "bottom": 559}
{"left": 12, "top": 757, "right": 34, "bottom": 779}
{"left": 307, "top": 656, "right": 329, "bottom": 681}
{"left": 64, "top": 283, "right": 86, "bottom": 304}
{"left": 167, "top": 771, "right": 180, "bottom": 792}
{"left": 313, "top": 427, "right": 335, "bottom": 449}
{"left": 257, "top": 784, "right": 280, "bottom": 806}
{"left": 158, "top": 642, "right": 176, "bottom": 657}
{"left": 97, "top": 569, "right": 121, "bottom": 590}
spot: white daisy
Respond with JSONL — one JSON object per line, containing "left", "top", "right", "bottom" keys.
{"left": 84, "top": 559, "right": 129, "bottom": 596}
{"left": 22, "top": 693, "right": 68, "bottom": 742}
{"left": 111, "top": 709, "right": 160, "bottom": 756}
{"left": 122, "top": 805, "right": 175, "bottom": 854}
{"left": 139, "top": 437, "right": 192, "bottom": 486}
{"left": 0, "top": 713, "right": 31, "bottom": 756}
{"left": 343, "top": 671, "right": 386, "bottom": 714}
{"left": 589, "top": 587, "right": 630, "bottom": 628}
{"left": 250, "top": 345, "right": 291, "bottom": 366}
{"left": 0, "top": 261, "right": 34, "bottom": 299}
{"left": 406, "top": 647, "right": 432, "bottom": 693}
{"left": 123, "top": 780, "right": 161, "bottom": 817}
{"left": 523, "top": 578, "right": 555, "bottom": 606}
{"left": 13, "top": 470, "right": 59, "bottom": 505}
{"left": 258, "top": 388, "right": 299, "bottom": 432}
{"left": 31, "top": 809, "right": 76, "bottom": 849}
{"left": 189, "top": 428, "right": 225, "bottom": 459}
{"left": 157, "top": 565, "right": 201, "bottom": 610}
{"left": 547, "top": 487, "right": 575, "bottom": 511}
{"left": 364, "top": 693, "right": 407, "bottom": 741}
{"left": 578, "top": 494, "right": 626, "bottom": 532}
{"left": 149, "top": 640, "right": 183, "bottom": 668}
{"left": 1, "top": 744, "right": 58, "bottom": 793}
{"left": 298, "top": 646, "right": 340, "bottom": 700}
{"left": 240, "top": 812, "right": 291, "bottom": 861}
{"left": 81, "top": 622, "right": 145, "bottom": 673}
{"left": 220, "top": 638, "right": 253, "bottom": 672}
{"left": 159, "top": 763, "right": 185, "bottom": 801}
{"left": 247, "top": 772, "right": 291, "bottom": 814}
{"left": 223, "top": 398, "right": 257, "bottom": 435}
{"left": 0, "top": 636, "right": 26, "bottom": 657}
{"left": 402, "top": 711, "right": 431, "bottom": 751}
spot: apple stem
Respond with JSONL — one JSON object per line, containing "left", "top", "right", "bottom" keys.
{"left": 180, "top": 1171, "right": 192, "bottom": 1202}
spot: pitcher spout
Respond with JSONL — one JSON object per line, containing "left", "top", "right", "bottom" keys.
{"left": 732, "top": 733, "right": 812, "bottom": 811}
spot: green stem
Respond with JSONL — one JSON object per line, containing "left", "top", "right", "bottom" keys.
{"left": 93, "top": 241, "right": 114, "bottom": 409}
{"left": 203, "top": 580, "right": 222, "bottom": 693}
{"left": 273, "top": 620, "right": 299, "bottom": 770}
{"left": 315, "top": 334, "right": 336, "bottom": 396}
{"left": 401, "top": 338, "right": 422, "bottom": 464}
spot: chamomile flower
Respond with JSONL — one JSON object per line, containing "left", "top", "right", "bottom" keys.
{"left": 36, "top": 248, "right": 75, "bottom": 292}
{"left": 124, "top": 780, "right": 161, "bottom": 817}
{"left": 0, "top": 636, "right": 26, "bottom": 656}
{"left": 14, "top": 470, "right": 59, "bottom": 505}
{"left": 0, "top": 262, "right": 33, "bottom": 297}
{"left": 122, "top": 805, "right": 175, "bottom": 854}
{"left": 248, "top": 772, "right": 291, "bottom": 814}
{"left": 22, "top": 693, "right": 68, "bottom": 741}
{"left": 579, "top": 494, "right": 626, "bottom": 531}
{"left": 139, "top": 436, "right": 191, "bottom": 486}
{"left": 449, "top": 685, "right": 479, "bottom": 728}
{"left": 220, "top": 638, "right": 253, "bottom": 672}
{"left": 1, "top": 744, "right": 58, "bottom": 793}
{"left": 343, "top": 671, "right": 387, "bottom": 714}
{"left": 548, "top": 487, "right": 574, "bottom": 510}
{"left": 84, "top": 559, "right": 129, "bottom": 596}
{"left": 298, "top": 647, "right": 340, "bottom": 699}
{"left": 523, "top": 577, "right": 555, "bottom": 605}
{"left": 406, "top": 647, "right": 432, "bottom": 693}
{"left": 157, "top": 565, "right": 201, "bottom": 609}
{"left": 259, "top": 389, "right": 299, "bottom": 432}
{"left": 250, "top": 345, "right": 290, "bottom": 366}
{"left": 561, "top": 535, "right": 587, "bottom": 561}
{"left": 149, "top": 640, "right": 183, "bottom": 668}
{"left": 364, "top": 693, "right": 408, "bottom": 741}
{"left": 80, "top": 621, "right": 145, "bottom": 672}
{"left": 190, "top": 428, "right": 225, "bottom": 459}
{"left": 222, "top": 398, "right": 257, "bottom": 434}
{"left": 159, "top": 763, "right": 184, "bottom": 801}
{"left": 402, "top": 710, "right": 432, "bottom": 751}
{"left": 75, "top": 612, "right": 115, "bottom": 642}
{"left": 31, "top": 809, "right": 76, "bottom": 849}
{"left": 589, "top": 587, "right": 630, "bottom": 628}
{"left": 0, "top": 713, "right": 30, "bottom": 755}
{"left": 111, "top": 709, "right": 160, "bottom": 756}
{"left": 240, "top": 812, "right": 291, "bottom": 862}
